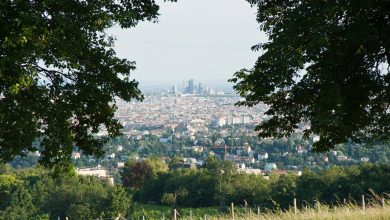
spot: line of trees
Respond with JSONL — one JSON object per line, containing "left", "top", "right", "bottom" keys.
{"left": 122, "top": 157, "right": 390, "bottom": 211}
{"left": 1, "top": 160, "right": 389, "bottom": 219}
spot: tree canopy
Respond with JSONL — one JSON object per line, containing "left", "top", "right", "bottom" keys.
{"left": 0, "top": 0, "right": 174, "bottom": 167}
{"left": 230, "top": 0, "right": 390, "bottom": 151}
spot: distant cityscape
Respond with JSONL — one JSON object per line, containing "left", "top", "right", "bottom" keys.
{"left": 10, "top": 80, "right": 390, "bottom": 186}
{"left": 111, "top": 82, "right": 268, "bottom": 135}
{"left": 138, "top": 79, "right": 235, "bottom": 95}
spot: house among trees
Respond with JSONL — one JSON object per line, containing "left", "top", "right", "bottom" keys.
{"left": 264, "top": 163, "right": 278, "bottom": 172}
{"left": 258, "top": 152, "right": 269, "bottom": 160}
{"left": 337, "top": 155, "right": 349, "bottom": 162}
{"left": 71, "top": 152, "right": 81, "bottom": 160}
{"left": 296, "top": 145, "right": 308, "bottom": 154}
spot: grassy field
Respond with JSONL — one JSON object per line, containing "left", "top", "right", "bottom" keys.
{"left": 231, "top": 205, "right": 390, "bottom": 220}
{"left": 132, "top": 202, "right": 390, "bottom": 220}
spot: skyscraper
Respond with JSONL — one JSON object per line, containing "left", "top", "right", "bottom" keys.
{"left": 198, "top": 83, "right": 202, "bottom": 94}
{"left": 172, "top": 85, "right": 178, "bottom": 94}
{"left": 187, "top": 79, "right": 194, "bottom": 94}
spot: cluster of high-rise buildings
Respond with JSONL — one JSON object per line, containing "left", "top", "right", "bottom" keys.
{"left": 171, "top": 79, "right": 222, "bottom": 95}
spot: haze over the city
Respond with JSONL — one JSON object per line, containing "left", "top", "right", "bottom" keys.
{"left": 109, "top": 0, "right": 267, "bottom": 86}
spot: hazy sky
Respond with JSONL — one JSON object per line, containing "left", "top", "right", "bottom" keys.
{"left": 109, "top": 0, "right": 267, "bottom": 84}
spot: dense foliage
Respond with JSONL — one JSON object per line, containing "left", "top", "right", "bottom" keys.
{"left": 231, "top": 0, "right": 390, "bottom": 151}
{"left": 1, "top": 162, "right": 389, "bottom": 219}
{"left": 129, "top": 159, "right": 390, "bottom": 211}
{"left": 0, "top": 0, "right": 176, "bottom": 167}
{"left": 119, "top": 156, "right": 168, "bottom": 190}
{"left": 0, "top": 165, "right": 131, "bottom": 220}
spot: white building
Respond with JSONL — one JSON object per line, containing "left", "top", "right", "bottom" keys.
{"left": 244, "top": 168, "right": 262, "bottom": 175}
{"left": 183, "top": 158, "right": 197, "bottom": 164}
{"left": 258, "top": 152, "right": 269, "bottom": 160}
{"left": 108, "top": 153, "right": 116, "bottom": 159}
{"left": 264, "top": 163, "right": 277, "bottom": 171}
{"left": 76, "top": 167, "right": 107, "bottom": 178}
{"left": 237, "top": 162, "right": 246, "bottom": 169}
{"left": 337, "top": 155, "right": 348, "bottom": 161}
{"left": 117, "top": 162, "right": 125, "bottom": 168}
{"left": 71, "top": 152, "right": 81, "bottom": 159}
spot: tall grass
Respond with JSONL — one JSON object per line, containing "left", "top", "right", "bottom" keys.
{"left": 131, "top": 203, "right": 221, "bottom": 219}
{"left": 223, "top": 203, "right": 390, "bottom": 220}
{"left": 131, "top": 194, "right": 390, "bottom": 220}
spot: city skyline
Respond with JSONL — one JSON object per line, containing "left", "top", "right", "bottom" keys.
{"left": 138, "top": 78, "right": 237, "bottom": 93}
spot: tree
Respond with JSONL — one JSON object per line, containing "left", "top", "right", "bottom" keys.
{"left": 105, "top": 187, "right": 131, "bottom": 218}
{"left": 0, "top": 0, "right": 175, "bottom": 167}
{"left": 170, "top": 155, "right": 184, "bottom": 165}
{"left": 296, "top": 169, "right": 325, "bottom": 204}
{"left": 230, "top": 1, "right": 390, "bottom": 151}
{"left": 3, "top": 187, "right": 37, "bottom": 220}
{"left": 204, "top": 155, "right": 221, "bottom": 172}
{"left": 67, "top": 203, "right": 95, "bottom": 220}
{"left": 145, "top": 156, "right": 168, "bottom": 176}
{"left": 270, "top": 173, "right": 296, "bottom": 210}
{"left": 161, "top": 187, "right": 188, "bottom": 219}
{"left": 120, "top": 160, "right": 152, "bottom": 189}
{"left": 0, "top": 174, "right": 19, "bottom": 210}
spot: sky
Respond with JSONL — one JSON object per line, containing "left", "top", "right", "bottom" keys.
{"left": 109, "top": 0, "right": 267, "bottom": 86}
